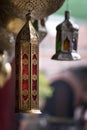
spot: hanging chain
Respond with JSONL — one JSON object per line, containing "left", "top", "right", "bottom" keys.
{"left": 66, "top": 0, "right": 69, "bottom": 11}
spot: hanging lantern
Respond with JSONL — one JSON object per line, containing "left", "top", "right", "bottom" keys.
{"left": 51, "top": 11, "right": 81, "bottom": 61}
{"left": 15, "top": 12, "right": 41, "bottom": 114}
{"left": 33, "top": 18, "right": 47, "bottom": 42}
{"left": 0, "top": 50, "right": 11, "bottom": 88}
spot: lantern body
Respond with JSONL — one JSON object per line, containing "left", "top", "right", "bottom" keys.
{"left": 33, "top": 18, "right": 47, "bottom": 42}
{"left": 15, "top": 15, "right": 40, "bottom": 113}
{"left": 52, "top": 11, "right": 81, "bottom": 61}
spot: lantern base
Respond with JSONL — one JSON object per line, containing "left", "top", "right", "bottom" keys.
{"left": 51, "top": 51, "right": 81, "bottom": 61}
{"left": 15, "top": 109, "right": 41, "bottom": 114}
{"left": 29, "top": 109, "right": 42, "bottom": 114}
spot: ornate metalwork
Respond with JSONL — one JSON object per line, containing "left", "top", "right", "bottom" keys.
{"left": 15, "top": 13, "right": 41, "bottom": 113}
{"left": 0, "top": 0, "right": 65, "bottom": 20}
{"left": 52, "top": 11, "right": 81, "bottom": 61}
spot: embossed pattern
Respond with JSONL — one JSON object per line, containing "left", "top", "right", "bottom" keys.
{"left": 1, "top": 0, "right": 65, "bottom": 19}
{"left": 31, "top": 45, "right": 39, "bottom": 109}
{"left": 15, "top": 17, "right": 39, "bottom": 112}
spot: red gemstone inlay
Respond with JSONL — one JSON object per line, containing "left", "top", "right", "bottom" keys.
{"left": 22, "top": 80, "right": 28, "bottom": 89}
{"left": 32, "top": 95, "right": 37, "bottom": 100}
{"left": 32, "top": 80, "right": 37, "bottom": 90}
{"left": 23, "top": 95, "right": 28, "bottom": 100}
{"left": 33, "top": 54, "right": 37, "bottom": 60}
{"left": 32, "top": 65, "right": 37, "bottom": 75}
{"left": 22, "top": 64, "right": 28, "bottom": 75}
{"left": 23, "top": 54, "right": 28, "bottom": 59}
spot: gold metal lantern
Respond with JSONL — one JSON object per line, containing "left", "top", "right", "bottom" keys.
{"left": 52, "top": 11, "right": 81, "bottom": 61}
{"left": 15, "top": 12, "right": 41, "bottom": 114}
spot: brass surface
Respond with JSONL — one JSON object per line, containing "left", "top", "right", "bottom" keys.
{"left": 0, "top": 0, "right": 65, "bottom": 37}
{"left": 0, "top": 0, "right": 65, "bottom": 30}
{"left": 15, "top": 16, "right": 40, "bottom": 113}
{"left": 0, "top": 0, "right": 65, "bottom": 20}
